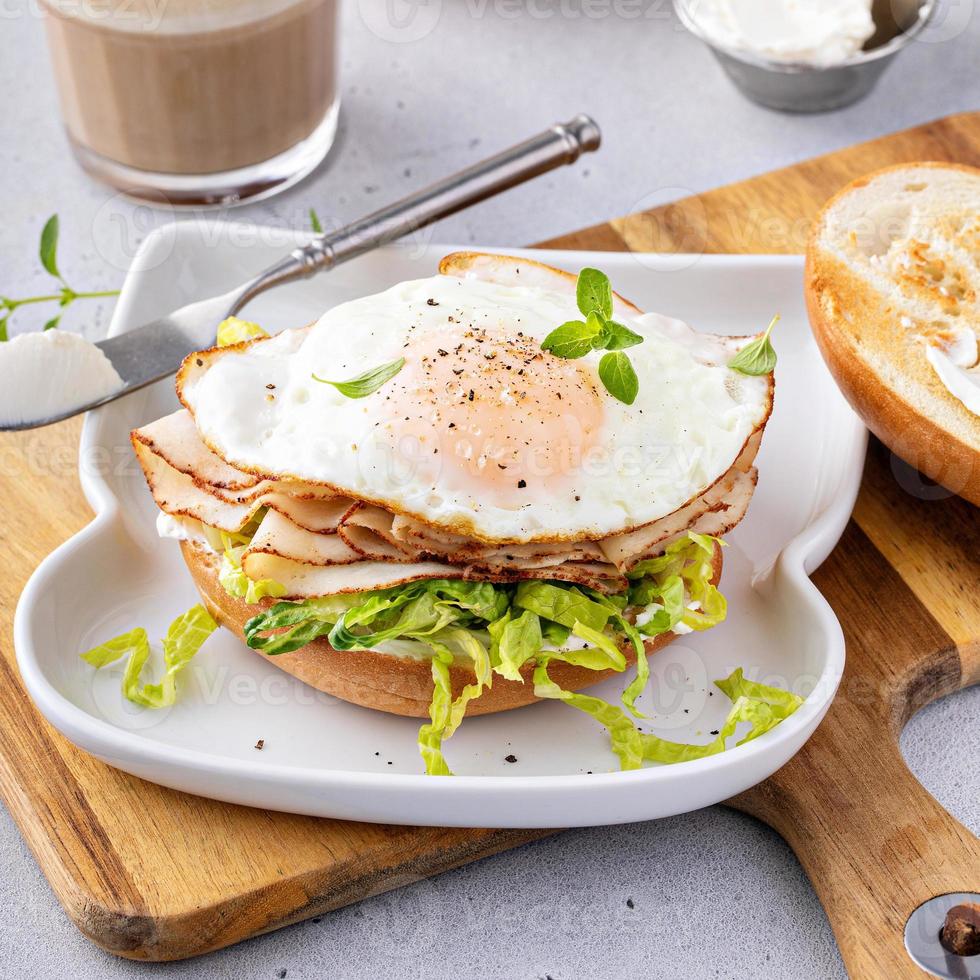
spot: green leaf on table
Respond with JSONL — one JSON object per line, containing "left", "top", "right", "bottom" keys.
{"left": 39, "top": 214, "right": 62, "bottom": 280}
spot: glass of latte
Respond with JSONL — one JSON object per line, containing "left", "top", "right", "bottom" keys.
{"left": 41, "top": 0, "right": 340, "bottom": 206}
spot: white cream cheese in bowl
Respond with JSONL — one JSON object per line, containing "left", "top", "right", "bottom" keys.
{"left": 0, "top": 330, "right": 123, "bottom": 428}
{"left": 682, "top": 0, "right": 876, "bottom": 66}
{"left": 673, "top": 0, "right": 933, "bottom": 112}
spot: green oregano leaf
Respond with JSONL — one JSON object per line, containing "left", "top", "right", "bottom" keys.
{"left": 39, "top": 215, "right": 61, "bottom": 281}
{"left": 598, "top": 351, "right": 639, "bottom": 405}
{"left": 43, "top": 316, "right": 60, "bottom": 331}
{"left": 576, "top": 268, "right": 613, "bottom": 320}
{"left": 541, "top": 267, "right": 647, "bottom": 403}
{"left": 541, "top": 319, "right": 599, "bottom": 359}
{"left": 310, "top": 208, "right": 324, "bottom": 234}
{"left": 586, "top": 310, "right": 610, "bottom": 349}
{"left": 602, "top": 320, "right": 643, "bottom": 350}
{"left": 728, "top": 315, "right": 779, "bottom": 376}
{"left": 312, "top": 357, "right": 406, "bottom": 398}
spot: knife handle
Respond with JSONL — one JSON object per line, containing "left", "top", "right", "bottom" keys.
{"left": 232, "top": 115, "right": 600, "bottom": 311}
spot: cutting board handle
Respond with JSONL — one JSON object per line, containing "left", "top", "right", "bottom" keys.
{"left": 739, "top": 740, "right": 980, "bottom": 977}
{"left": 731, "top": 520, "right": 980, "bottom": 979}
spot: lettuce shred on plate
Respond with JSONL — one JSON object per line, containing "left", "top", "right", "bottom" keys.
{"left": 81, "top": 605, "right": 217, "bottom": 709}
{"left": 81, "top": 529, "right": 803, "bottom": 774}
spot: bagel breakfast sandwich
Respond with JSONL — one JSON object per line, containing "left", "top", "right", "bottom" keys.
{"left": 83, "top": 253, "right": 803, "bottom": 775}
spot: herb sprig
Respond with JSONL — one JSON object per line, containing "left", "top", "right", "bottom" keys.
{"left": 728, "top": 315, "right": 779, "bottom": 376}
{"left": 313, "top": 357, "right": 406, "bottom": 399}
{"left": 0, "top": 215, "right": 120, "bottom": 342}
{"left": 541, "top": 268, "right": 643, "bottom": 405}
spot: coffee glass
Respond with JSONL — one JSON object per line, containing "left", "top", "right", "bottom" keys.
{"left": 41, "top": 0, "right": 340, "bottom": 206}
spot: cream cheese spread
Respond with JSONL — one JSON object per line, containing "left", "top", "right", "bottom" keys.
{"left": 0, "top": 330, "right": 123, "bottom": 428}
{"left": 685, "top": 0, "right": 876, "bottom": 66}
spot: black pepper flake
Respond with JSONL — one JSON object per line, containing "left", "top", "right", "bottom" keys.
{"left": 254, "top": 739, "right": 265, "bottom": 750}
{"left": 626, "top": 898, "right": 635, "bottom": 909}
{"left": 498, "top": 464, "right": 507, "bottom": 470}
{"left": 709, "top": 729, "right": 720, "bottom": 735}
{"left": 448, "top": 421, "right": 456, "bottom": 429}
{"left": 467, "top": 389, "right": 475, "bottom": 401}
{"left": 374, "top": 751, "right": 380, "bottom": 756}
{"left": 517, "top": 479, "right": 527, "bottom": 489}
{"left": 452, "top": 368, "right": 464, "bottom": 376}
{"left": 437, "top": 348, "right": 448, "bottom": 356}
{"left": 504, "top": 754, "right": 518, "bottom": 764}
{"left": 574, "top": 495, "right": 581, "bottom": 502}
{"left": 426, "top": 298, "right": 438, "bottom": 306}
{"left": 277, "top": 970, "right": 287, "bottom": 979}
{"left": 195, "top": 358, "right": 203, "bottom": 366}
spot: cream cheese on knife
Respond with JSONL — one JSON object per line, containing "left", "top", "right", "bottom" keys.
{"left": 0, "top": 330, "right": 123, "bottom": 428}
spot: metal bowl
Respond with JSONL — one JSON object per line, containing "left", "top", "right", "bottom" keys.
{"left": 673, "top": 0, "right": 936, "bottom": 113}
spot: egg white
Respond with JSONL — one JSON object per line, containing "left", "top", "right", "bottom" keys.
{"left": 180, "top": 274, "right": 771, "bottom": 542}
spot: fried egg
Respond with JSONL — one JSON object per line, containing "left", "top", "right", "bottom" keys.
{"left": 178, "top": 259, "right": 773, "bottom": 543}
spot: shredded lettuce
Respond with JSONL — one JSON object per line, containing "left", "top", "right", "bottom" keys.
{"left": 536, "top": 661, "right": 804, "bottom": 769}
{"left": 81, "top": 605, "right": 217, "bottom": 708}
{"left": 238, "top": 532, "right": 759, "bottom": 773}
{"left": 513, "top": 581, "right": 612, "bottom": 631}
{"left": 112, "top": 526, "right": 799, "bottom": 773}
{"left": 219, "top": 544, "right": 287, "bottom": 605}
{"left": 417, "top": 628, "right": 494, "bottom": 776}
{"left": 418, "top": 651, "right": 455, "bottom": 776}
{"left": 493, "top": 609, "right": 542, "bottom": 682}
{"left": 638, "top": 667, "right": 804, "bottom": 764}
{"left": 534, "top": 656, "right": 646, "bottom": 770}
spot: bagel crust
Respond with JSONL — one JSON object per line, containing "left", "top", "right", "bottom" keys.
{"left": 180, "top": 539, "right": 723, "bottom": 719}
{"left": 805, "top": 162, "right": 980, "bottom": 504}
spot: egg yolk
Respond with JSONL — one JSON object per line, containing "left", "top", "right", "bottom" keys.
{"left": 383, "top": 323, "right": 603, "bottom": 502}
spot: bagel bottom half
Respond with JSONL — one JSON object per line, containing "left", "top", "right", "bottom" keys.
{"left": 180, "top": 539, "right": 723, "bottom": 719}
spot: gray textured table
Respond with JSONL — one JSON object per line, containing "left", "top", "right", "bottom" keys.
{"left": 1, "top": 2, "right": 978, "bottom": 976}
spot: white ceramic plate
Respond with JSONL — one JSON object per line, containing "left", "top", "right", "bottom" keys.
{"left": 14, "top": 223, "right": 866, "bottom": 828}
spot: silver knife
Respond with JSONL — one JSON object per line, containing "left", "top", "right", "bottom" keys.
{"left": 5, "top": 114, "right": 600, "bottom": 431}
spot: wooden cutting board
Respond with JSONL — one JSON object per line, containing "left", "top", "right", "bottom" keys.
{"left": 1, "top": 112, "right": 978, "bottom": 974}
